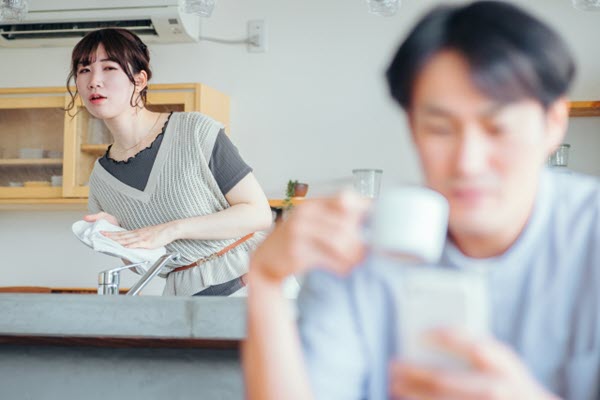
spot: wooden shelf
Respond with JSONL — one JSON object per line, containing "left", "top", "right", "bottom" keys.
{"left": 80, "top": 144, "right": 109, "bottom": 156}
{"left": 0, "top": 158, "right": 62, "bottom": 166}
{"left": 269, "top": 198, "right": 305, "bottom": 209}
{"left": 569, "top": 101, "right": 600, "bottom": 117}
{"left": 1, "top": 84, "right": 229, "bottom": 205}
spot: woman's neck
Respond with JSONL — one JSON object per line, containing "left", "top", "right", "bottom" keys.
{"left": 104, "top": 108, "right": 164, "bottom": 160}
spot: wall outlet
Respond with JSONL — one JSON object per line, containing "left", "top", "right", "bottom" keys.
{"left": 247, "top": 20, "right": 267, "bottom": 53}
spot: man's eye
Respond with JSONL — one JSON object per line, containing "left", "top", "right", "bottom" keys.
{"left": 488, "top": 125, "right": 508, "bottom": 136}
{"left": 427, "top": 125, "right": 452, "bottom": 135}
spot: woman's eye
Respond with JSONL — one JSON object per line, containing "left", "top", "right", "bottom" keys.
{"left": 104, "top": 66, "right": 117, "bottom": 71}
{"left": 77, "top": 68, "right": 89, "bottom": 74}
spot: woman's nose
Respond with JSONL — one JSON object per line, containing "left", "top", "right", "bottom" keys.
{"left": 88, "top": 71, "right": 102, "bottom": 89}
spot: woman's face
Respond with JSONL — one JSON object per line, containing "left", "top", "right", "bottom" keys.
{"left": 75, "top": 43, "right": 140, "bottom": 121}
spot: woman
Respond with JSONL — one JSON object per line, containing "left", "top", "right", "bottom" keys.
{"left": 66, "top": 28, "right": 272, "bottom": 296}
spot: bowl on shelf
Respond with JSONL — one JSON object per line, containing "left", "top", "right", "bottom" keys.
{"left": 45, "top": 150, "right": 63, "bottom": 159}
{"left": 19, "top": 148, "right": 44, "bottom": 159}
{"left": 51, "top": 175, "right": 63, "bottom": 187}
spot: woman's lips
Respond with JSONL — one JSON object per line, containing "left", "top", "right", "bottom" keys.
{"left": 89, "top": 94, "right": 107, "bottom": 104}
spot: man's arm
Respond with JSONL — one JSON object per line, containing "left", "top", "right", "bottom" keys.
{"left": 243, "top": 193, "right": 369, "bottom": 400}
{"left": 244, "top": 274, "right": 312, "bottom": 400}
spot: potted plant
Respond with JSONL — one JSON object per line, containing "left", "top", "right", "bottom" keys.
{"left": 283, "top": 180, "right": 309, "bottom": 210}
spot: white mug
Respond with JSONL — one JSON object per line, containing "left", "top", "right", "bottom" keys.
{"left": 370, "top": 186, "right": 448, "bottom": 264}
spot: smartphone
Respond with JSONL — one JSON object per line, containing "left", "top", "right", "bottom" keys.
{"left": 396, "top": 266, "right": 489, "bottom": 369}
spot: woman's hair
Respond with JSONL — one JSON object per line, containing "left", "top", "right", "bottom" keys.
{"left": 386, "top": 1, "right": 576, "bottom": 111}
{"left": 65, "top": 28, "right": 152, "bottom": 112}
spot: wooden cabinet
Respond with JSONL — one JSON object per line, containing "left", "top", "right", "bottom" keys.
{"left": 0, "top": 88, "right": 65, "bottom": 201}
{"left": 0, "top": 84, "right": 229, "bottom": 208}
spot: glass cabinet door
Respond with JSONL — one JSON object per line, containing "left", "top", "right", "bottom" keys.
{"left": 0, "top": 93, "right": 65, "bottom": 199}
{"left": 62, "top": 88, "right": 195, "bottom": 198}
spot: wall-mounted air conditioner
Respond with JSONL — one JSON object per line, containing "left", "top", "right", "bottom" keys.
{"left": 0, "top": 0, "right": 201, "bottom": 48}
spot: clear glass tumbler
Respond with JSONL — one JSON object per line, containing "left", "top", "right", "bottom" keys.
{"left": 352, "top": 169, "right": 383, "bottom": 198}
{"left": 548, "top": 144, "right": 570, "bottom": 167}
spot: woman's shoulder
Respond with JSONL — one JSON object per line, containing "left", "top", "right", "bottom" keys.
{"left": 172, "top": 111, "right": 224, "bottom": 130}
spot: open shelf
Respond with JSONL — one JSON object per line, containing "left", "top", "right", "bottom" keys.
{"left": 80, "top": 144, "right": 109, "bottom": 156}
{"left": 0, "top": 158, "right": 63, "bottom": 167}
{"left": 569, "top": 101, "right": 600, "bottom": 117}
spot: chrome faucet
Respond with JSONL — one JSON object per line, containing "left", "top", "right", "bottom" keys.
{"left": 98, "top": 253, "right": 180, "bottom": 296}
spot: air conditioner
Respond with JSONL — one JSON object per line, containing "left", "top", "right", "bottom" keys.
{"left": 0, "top": 0, "right": 201, "bottom": 48}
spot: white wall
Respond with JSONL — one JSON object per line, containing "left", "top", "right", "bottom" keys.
{"left": 1, "top": 0, "right": 599, "bottom": 293}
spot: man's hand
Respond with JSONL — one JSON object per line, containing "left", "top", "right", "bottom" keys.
{"left": 249, "top": 191, "right": 370, "bottom": 285}
{"left": 389, "top": 329, "right": 559, "bottom": 400}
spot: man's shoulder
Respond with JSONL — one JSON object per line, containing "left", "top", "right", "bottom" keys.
{"left": 546, "top": 170, "right": 599, "bottom": 218}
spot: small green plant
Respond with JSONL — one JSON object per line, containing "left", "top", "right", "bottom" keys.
{"left": 283, "top": 180, "right": 298, "bottom": 210}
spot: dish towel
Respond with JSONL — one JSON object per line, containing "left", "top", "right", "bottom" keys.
{"left": 72, "top": 219, "right": 167, "bottom": 275}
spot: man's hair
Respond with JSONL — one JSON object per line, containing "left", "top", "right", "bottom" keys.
{"left": 386, "top": 1, "right": 576, "bottom": 110}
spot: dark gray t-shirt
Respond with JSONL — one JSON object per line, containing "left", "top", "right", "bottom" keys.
{"left": 99, "top": 115, "right": 251, "bottom": 194}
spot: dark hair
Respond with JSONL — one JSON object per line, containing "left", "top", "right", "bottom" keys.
{"left": 65, "top": 28, "right": 152, "bottom": 112}
{"left": 386, "top": 1, "right": 576, "bottom": 110}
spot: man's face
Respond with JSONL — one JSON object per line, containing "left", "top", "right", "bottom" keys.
{"left": 409, "top": 50, "right": 566, "bottom": 238}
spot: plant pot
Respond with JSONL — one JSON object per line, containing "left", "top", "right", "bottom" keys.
{"left": 294, "top": 183, "right": 309, "bottom": 197}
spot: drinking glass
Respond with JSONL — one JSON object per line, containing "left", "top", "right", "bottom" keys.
{"left": 548, "top": 144, "right": 570, "bottom": 167}
{"left": 352, "top": 169, "right": 382, "bottom": 198}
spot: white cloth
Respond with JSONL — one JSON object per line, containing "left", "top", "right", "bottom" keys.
{"left": 72, "top": 219, "right": 167, "bottom": 274}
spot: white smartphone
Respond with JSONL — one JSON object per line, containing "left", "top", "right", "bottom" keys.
{"left": 396, "top": 266, "right": 489, "bottom": 369}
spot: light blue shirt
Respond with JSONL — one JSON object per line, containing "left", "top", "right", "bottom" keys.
{"left": 297, "top": 170, "right": 600, "bottom": 400}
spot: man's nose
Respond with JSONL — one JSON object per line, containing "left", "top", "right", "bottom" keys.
{"left": 454, "top": 128, "right": 489, "bottom": 176}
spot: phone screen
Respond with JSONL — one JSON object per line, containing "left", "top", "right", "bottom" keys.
{"left": 396, "top": 267, "right": 489, "bottom": 369}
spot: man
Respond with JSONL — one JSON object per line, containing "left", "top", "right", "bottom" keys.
{"left": 244, "top": 2, "right": 600, "bottom": 399}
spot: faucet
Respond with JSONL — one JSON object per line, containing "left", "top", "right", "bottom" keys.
{"left": 98, "top": 253, "right": 180, "bottom": 296}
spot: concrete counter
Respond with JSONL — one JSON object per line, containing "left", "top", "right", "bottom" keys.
{"left": 0, "top": 294, "right": 248, "bottom": 399}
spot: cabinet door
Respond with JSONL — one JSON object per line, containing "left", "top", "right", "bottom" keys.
{"left": 0, "top": 93, "right": 65, "bottom": 199}
{"left": 62, "top": 90, "right": 195, "bottom": 198}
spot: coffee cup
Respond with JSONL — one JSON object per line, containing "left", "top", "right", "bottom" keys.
{"left": 370, "top": 186, "right": 449, "bottom": 263}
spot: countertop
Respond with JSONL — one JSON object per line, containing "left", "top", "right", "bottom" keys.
{"left": 0, "top": 294, "right": 247, "bottom": 347}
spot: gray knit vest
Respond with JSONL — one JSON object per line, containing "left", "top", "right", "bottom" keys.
{"left": 88, "top": 112, "right": 260, "bottom": 273}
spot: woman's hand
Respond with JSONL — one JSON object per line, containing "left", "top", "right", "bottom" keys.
{"left": 249, "top": 191, "right": 371, "bottom": 286}
{"left": 83, "top": 212, "right": 119, "bottom": 227}
{"left": 389, "top": 329, "right": 559, "bottom": 400}
{"left": 101, "top": 221, "right": 179, "bottom": 250}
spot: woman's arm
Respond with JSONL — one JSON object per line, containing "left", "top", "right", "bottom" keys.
{"left": 171, "top": 172, "right": 272, "bottom": 240}
{"left": 101, "top": 172, "right": 272, "bottom": 249}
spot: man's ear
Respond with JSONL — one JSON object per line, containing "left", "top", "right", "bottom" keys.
{"left": 544, "top": 97, "right": 569, "bottom": 157}
{"left": 134, "top": 70, "right": 148, "bottom": 92}
{"left": 407, "top": 109, "right": 417, "bottom": 143}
